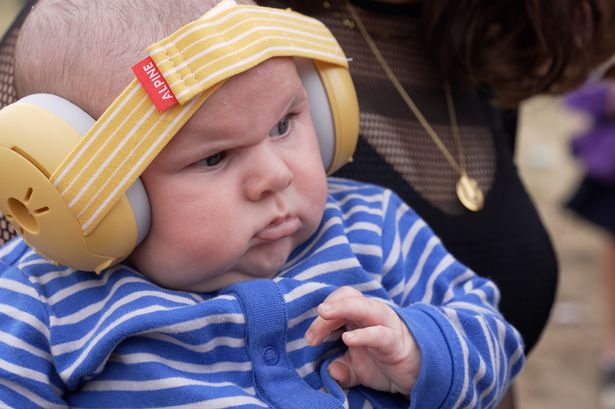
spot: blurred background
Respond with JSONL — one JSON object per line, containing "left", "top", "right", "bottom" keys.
{"left": 1, "top": 0, "right": 23, "bottom": 37}
{"left": 0, "top": 0, "right": 610, "bottom": 407}
{"left": 515, "top": 96, "right": 608, "bottom": 409}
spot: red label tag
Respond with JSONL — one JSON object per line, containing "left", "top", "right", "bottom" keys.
{"left": 132, "top": 56, "right": 178, "bottom": 112}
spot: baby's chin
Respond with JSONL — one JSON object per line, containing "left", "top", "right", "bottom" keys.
{"left": 130, "top": 238, "right": 295, "bottom": 293}
{"left": 177, "top": 269, "right": 281, "bottom": 293}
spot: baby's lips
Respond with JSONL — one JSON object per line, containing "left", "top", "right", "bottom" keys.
{"left": 255, "top": 216, "right": 300, "bottom": 241}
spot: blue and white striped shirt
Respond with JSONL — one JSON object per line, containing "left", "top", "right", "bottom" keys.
{"left": 0, "top": 178, "right": 524, "bottom": 408}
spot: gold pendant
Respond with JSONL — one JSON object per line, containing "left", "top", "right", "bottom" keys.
{"left": 456, "top": 174, "right": 484, "bottom": 212}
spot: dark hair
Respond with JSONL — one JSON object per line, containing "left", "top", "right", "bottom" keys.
{"left": 262, "top": 0, "right": 615, "bottom": 106}
{"left": 421, "top": 0, "right": 615, "bottom": 105}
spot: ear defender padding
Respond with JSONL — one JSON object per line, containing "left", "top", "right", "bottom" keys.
{"left": 295, "top": 58, "right": 359, "bottom": 175}
{"left": 0, "top": 94, "right": 151, "bottom": 272}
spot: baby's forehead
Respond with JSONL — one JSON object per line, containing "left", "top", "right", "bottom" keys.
{"left": 219, "top": 57, "right": 301, "bottom": 96}
{"left": 157, "top": 57, "right": 305, "bottom": 151}
{"left": 193, "top": 57, "right": 302, "bottom": 119}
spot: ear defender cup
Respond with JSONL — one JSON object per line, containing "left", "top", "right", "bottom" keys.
{"left": 0, "top": 94, "right": 151, "bottom": 273}
{"left": 295, "top": 58, "right": 359, "bottom": 174}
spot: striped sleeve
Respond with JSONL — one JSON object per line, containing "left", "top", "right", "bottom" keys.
{"left": 0, "top": 243, "right": 68, "bottom": 408}
{"left": 378, "top": 191, "right": 525, "bottom": 409}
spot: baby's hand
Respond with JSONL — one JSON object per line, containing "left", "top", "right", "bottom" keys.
{"left": 305, "top": 286, "right": 420, "bottom": 395}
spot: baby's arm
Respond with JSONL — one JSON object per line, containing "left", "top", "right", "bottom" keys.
{"left": 0, "top": 244, "right": 68, "bottom": 408}
{"left": 306, "top": 286, "right": 420, "bottom": 395}
{"left": 307, "top": 187, "right": 524, "bottom": 408}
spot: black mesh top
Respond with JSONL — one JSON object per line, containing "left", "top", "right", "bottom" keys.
{"left": 259, "top": 0, "right": 558, "bottom": 354}
{"left": 0, "top": 0, "right": 558, "bottom": 353}
{"left": 0, "top": 4, "right": 25, "bottom": 244}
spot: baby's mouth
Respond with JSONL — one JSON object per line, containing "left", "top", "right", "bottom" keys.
{"left": 255, "top": 215, "right": 300, "bottom": 241}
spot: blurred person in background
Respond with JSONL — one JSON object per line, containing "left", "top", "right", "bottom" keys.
{"left": 565, "top": 78, "right": 615, "bottom": 409}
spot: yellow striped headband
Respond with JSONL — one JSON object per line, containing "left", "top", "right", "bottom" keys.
{"left": 0, "top": 0, "right": 359, "bottom": 272}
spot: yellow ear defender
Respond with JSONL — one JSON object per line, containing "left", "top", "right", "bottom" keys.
{"left": 0, "top": 1, "right": 359, "bottom": 273}
{"left": 0, "top": 95, "right": 151, "bottom": 272}
{"left": 295, "top": 58, "right": 359, "bottom": 173}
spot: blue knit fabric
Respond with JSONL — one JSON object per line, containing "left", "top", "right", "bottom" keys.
{"left": 0, "top": 178, "right": 524, "bottom": 408}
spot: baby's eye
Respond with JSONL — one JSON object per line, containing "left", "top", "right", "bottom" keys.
{"left": 269, "top": 115, "right": 293, "bottom": 138}
{"left": 197, "top": 152, "right": 226, "bottom": 167}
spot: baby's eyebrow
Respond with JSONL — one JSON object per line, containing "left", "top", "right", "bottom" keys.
{"left": 188, "top": 130, "right": 231, "bottom": 151}
{"left": 281, "top": 86, "right": 308, "bottom": 114}
{"left": 178, "top": 78, "right": 306, "bottom": 153}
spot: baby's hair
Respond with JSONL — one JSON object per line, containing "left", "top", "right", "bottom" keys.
{"left": 15, "top": 0, "right": 253, "bottom": 117}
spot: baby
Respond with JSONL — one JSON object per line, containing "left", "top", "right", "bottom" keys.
{"left": 0, "top": 0, "right": 524, "bottom": 408}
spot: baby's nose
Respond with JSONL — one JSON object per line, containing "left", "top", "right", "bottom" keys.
{"left": 244, "top": 145, "right": 293, "bottom": 201}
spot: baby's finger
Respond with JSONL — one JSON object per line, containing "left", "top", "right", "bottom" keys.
{"left": 318, "top": 296, "right": 397, "bottom": 328}
{"left": 327, "top": 356, "right": 358, "bottom": 389}
{"left": 305, "top": 287, "right": 363, "bottom": 345}
{"left": 305, "top": 315, "right": 346, "bottom": 346}
{"left": 320, "top": 286, "right": 363, "bottom": 303}
{"left": 342, "top": 325, "right": 399, "bottom": 356}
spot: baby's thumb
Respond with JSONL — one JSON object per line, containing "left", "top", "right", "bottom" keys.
{"left": 328, "top": 356, "right": 358, "bottom": 388}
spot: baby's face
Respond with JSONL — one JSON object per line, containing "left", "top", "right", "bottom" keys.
{"left": 129, "top": 58, "right": 328, "bottom": 292}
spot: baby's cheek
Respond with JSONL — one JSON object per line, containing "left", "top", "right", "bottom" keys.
{"left": 307, "top": 181, "right": 328, "bottom": 226}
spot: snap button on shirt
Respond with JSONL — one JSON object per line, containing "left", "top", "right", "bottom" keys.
{"left": 224, "top": 280, "right": 344, "bottom": 408}
{"left": 263, "top": 346, "right": 280, "bottom": 365}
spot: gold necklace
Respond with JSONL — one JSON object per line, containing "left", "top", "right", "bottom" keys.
{"left": 343, "top": 1, "right": 484, "bottom": 211}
